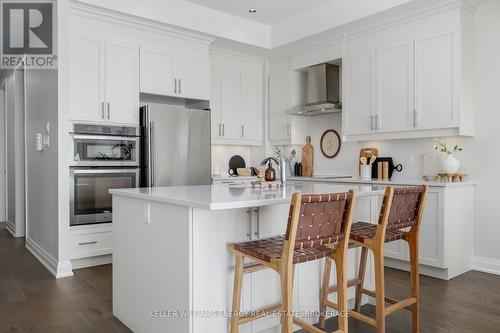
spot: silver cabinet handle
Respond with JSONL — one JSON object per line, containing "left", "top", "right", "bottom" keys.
{"left": 287, "top": 124, "right": 291, "bottom": 137}
{"left": 246, "top": 209, "right": 252, "bottom": 240}
{"left": 371, "top": 115, "right": 374, "bottom": 130}
{"left": 218, "top": 123, "right": 221, "bottom": 137}
{"left": 107, "top": 102, "right": 110, "bottom": 120}
{"left": 241, "top": 124, "right": 244, "bottom": 138}
{"left": 222, "top": 123, "right": 225, "bottom": 137}
{"left": 253, "top": 208, "right": 260, "bottom": 238}
{"left": 375, "top": 114, "right": 379, "bottom": 130}
{"left": 101, "top": 102, "right": 105, "bottom": 119}
{"left": 179, "top": 79, "right": 182, "bottom": 95}
{"left": 78, "top": 241, "right": 97, "bottom": 246}
{"left": 174, "top": 79, "right": 177, "bottom": 94}
{"left": 413, "top": 109, "right": 418, "bottom": 127}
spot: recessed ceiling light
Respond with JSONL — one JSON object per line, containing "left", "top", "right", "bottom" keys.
{"left": 249, "top": 9, "right": 257, "bottom": 13}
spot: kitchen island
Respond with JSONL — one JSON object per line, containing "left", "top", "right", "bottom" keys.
{"left": 110, "top": 183, "right": 385, "bottom": 333}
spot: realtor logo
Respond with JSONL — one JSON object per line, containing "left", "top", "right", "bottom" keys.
{"left": 1, "top": 1, "right": 56, "bottom": 68}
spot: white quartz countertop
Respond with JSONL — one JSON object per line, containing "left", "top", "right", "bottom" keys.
{"left": 289, "top": 176, "right": 476, "bottom": 187}
{"left": 110, "top": 183, "right": 385, "bottom": 210}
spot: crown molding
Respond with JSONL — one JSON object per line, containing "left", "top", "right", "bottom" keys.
{"left": 69, "top": 0, "right": 215, "bottom": 45}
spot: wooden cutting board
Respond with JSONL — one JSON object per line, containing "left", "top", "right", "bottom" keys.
{"left": 302, "top": 136, "right": 314, "bottom": 177}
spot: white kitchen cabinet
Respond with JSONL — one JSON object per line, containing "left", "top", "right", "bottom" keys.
{"left": 240, "top": 73, "right": 263, "bottom": 142}
{"left": 343, "top": 9, "right": 473, "bottom": 141}
{"left": 140, "top": 45, "right": 209, "bottom": 100}
{"left": 69, "top": 34, "right": 139, "bottom": 124}
{"left": 105, "top": 39, "right": 139, "bottom": 124}
{"left": 414, "top": 30, "right": 459, "bottom": 130}
{"left": 139, "top": 46, "right": 176, "bottom": 97}
{"left": 68, "top": 35, "right": 106, "bottom": 123}
{"left": 268, "top": 73, "right": 290, "bottom": 142}
{"left": 210, "top": 49, "right": 264, "bottom": 146}
{"left": 343, "top": 49, "right": 376, "bottom": 135}
{"left": 376, "top": 38, "right": 414, "bottom": 133}
{"left": 268, "top": 70, "right": 308, "bottom": 145}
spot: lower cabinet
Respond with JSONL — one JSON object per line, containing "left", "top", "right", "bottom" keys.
{"left": 70, "top": 223, "right": 113, "bottom": 260}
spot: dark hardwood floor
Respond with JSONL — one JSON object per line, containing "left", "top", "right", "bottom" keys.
{"left": 1, "top": 225, "right": 499, "bottom": 333}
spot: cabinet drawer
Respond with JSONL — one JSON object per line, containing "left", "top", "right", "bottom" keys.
{"left": 71, "top": 229, "right": 112, "bottom": 259}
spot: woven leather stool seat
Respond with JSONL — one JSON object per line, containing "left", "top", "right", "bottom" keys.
{"left": 233, "top": 235, "right": 345, "bottom": 264}
{"left": 350, "top": 221, "right": 408, "bottom": 243}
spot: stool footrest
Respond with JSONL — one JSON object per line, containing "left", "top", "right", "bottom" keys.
{"left": 348, "top": 309, "right": 377, "bottom": 327}
{"left": 325, "top": 300, "right": 339, "bottom": 310}
{"left": 385, "top": 297, "right": 417, "bottom": 316}
{"left": 360, "top": 288, "right": 400, "bottom": 305}
{"left": 293, "top": 318, "right": 331, "bottom": 333}
{"left": 238, "top": 303, "right": 282, "bottom": 325}
{"left": 327, "top": 278, "right": 360, "bottom": 293}
{"left": 243, "top": 263, "right": 267, "bottom": 274}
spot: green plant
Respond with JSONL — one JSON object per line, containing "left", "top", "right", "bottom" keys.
{"left": 434, "top": 139, "right": 463, "bottom": 155}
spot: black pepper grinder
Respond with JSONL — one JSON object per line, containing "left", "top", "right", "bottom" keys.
{"left": 298, "top": 162, "right": 303, "bottom": 177}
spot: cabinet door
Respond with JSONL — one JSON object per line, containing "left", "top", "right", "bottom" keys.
{"left": 210, "top": 65, "right": 222, "bottom": 139}
{"left": 240, "top": 73, "right": 262, "bottom": 143}
{"left": 268, "top": 73, "right": 291, "bottom": 142}
{"left": 415, "top": 30, "right": 459, "bottom": 130}
{"left": 140, "top": 46, "right": 175, "bottom": 96}
{"left": 377, "top": 38, "right": 414, "bottom": 133}
{"left": 105, "top": 40, "right": 139, "bottom": 124}
{"left": 69, "top": 35, "right": 105, "bottom": 122}
{"left": 176, "top": 56, "right": 209, "bottom": 100}
{"left": 343, "top": 49, "right": 376, "bottom": 135}
{"left": 219, "top": 70, "right": 241, "bottom": 140}
{"left": 192, "top": 209, "right": 252, "bottom": 333}
{"left": 418, "top": 189, "right": 444, "bottom": 267}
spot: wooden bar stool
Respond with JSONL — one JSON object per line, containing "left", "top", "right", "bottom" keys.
{"left": 319, "top": 185, "right": 428, "bottom": 333}
{"left": 228, "top": 190, "right": 357, "bottom": 333}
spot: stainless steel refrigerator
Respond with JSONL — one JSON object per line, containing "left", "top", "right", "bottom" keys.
{"left": 139, "top": 104, "right": 211, "bottom": 187}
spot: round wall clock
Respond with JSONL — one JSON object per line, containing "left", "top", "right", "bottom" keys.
{"left": 320, "top": 130, "right": 341, "bottom": 158}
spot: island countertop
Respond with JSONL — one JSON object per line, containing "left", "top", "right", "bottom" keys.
{"left": 110, "top": 182, "right": 386, "bottom": 210}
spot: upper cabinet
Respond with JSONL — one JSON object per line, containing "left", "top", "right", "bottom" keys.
{"left": 268, "top": 58, "right": 308, "bottom": 145}
{"left": 414, "top": 30, "right": 459, "bottom": 130}
{"left": 68, "top": 9, "right": 212, "bottom": 126}
{"left": 210, "top": 49, "right": 264, "bottom": 146}
{"left": 69, "top": 32, "right": 139, "bottom": 125}
{"left": 140, "top": 43, "right": 209, "bottom": 100}
{"left": 343, "top": 8, "right": 473, "bottom": 141}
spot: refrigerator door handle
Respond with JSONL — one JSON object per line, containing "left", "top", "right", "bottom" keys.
{"left": 149, "top": 121, "right": 155, "bottom": 187}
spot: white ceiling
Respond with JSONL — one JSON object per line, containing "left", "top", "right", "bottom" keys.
{"left": 184, "top": 0, "right": 332, "bottom": 24}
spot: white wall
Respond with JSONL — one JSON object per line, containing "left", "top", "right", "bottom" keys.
{"left": 25, "top": 70, "right": 59, "bottom": 260}
{"left": 3, "top": 70, "right": 25, "bottom": 237}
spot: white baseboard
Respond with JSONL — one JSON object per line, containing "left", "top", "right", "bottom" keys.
{"left": 25, "top": 237, "right": 74, "bottom": 278}
{"left": 472, "top": 256, "right": 500, "bottom": 276}
{"left": 5, "top": 220, "right": 16, "bottom": 237}
{"left": 71, "top": 254, "right": 112, "bottom": 270}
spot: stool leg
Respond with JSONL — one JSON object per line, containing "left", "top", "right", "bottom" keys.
{"left": 373, "top": 248, "right": 386, "bottom": 333}
{"left": 334, "top": 243, "right": 348, "bottom": 333}
{"left": 319, "top": 257, "right": 332, "bottom": 329}
{"left": 354, "top": 247, "right": 368, "bottom": 312}
{"left": 409, "top": 233, "right": 420, "bottom": 333}
{"left": 280, "top": 264, "right": 294, "bottom": 333}
{"left": 230, "top": 254, "right": 244, "bottom": 333}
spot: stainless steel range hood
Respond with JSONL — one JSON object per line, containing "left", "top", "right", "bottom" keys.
{"left": 287, "top": 63, "right": 342, "bottom": 116}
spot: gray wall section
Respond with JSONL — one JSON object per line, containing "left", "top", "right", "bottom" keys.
{"left": 25, "top": 69, "right": 58, "bottom": 258}
{"left": 5, "top": 74, "right": 16, "bottom": 228}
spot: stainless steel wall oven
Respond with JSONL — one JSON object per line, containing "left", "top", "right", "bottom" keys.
{"left": 69, "top": 124, "right": 140, "bottom": 226}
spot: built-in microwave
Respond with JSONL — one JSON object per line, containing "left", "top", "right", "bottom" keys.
{"left": 70, "top": 124, "right": 139, "bottom": 167}
{"left": 69, "top": 167, "right": 139, "bottom": 226}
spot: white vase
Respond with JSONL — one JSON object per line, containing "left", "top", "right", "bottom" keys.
{"left": 441, "top": 154, "right": 460, "bottom": 173}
